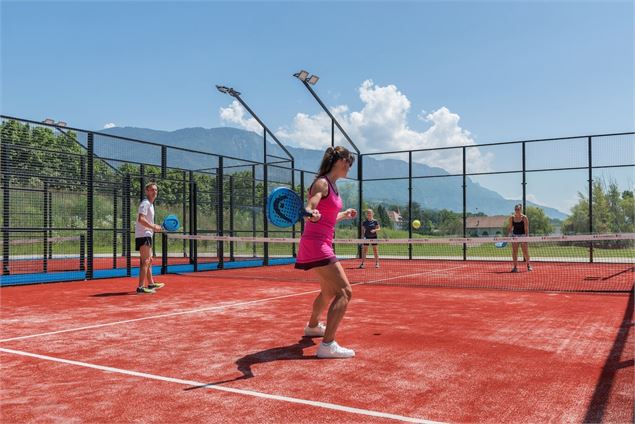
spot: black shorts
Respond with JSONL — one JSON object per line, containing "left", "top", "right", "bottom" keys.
{"left": 135, "top": 236, "right": 153, "bottom": 251}
{"left": 363, "top": 238, "right": 378, "bottom": 246}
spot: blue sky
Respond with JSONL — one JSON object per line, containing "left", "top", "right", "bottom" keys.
{"left": 2, "top": 0, "right": 634, "bottom": 213}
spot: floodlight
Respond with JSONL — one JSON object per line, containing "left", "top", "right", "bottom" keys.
{"left": 294, "top": 70, "right": 309, "bottom": 81}
{"left": 216, "top": 85, "right": 240, "bottom": 97}
{"left": 307, "top": 75, "right": 319, "bottom": 85}
{"left": 57, "top": 121, "right": 67, "bottom": 127}
{"left": 43, "top": 118, "right": 55, "bottom": 125}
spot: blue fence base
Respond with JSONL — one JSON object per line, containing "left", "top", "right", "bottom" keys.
{"left": 0, "top": 258, "right": 296, "bottom": 287}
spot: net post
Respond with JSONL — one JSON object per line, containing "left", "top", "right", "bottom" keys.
{"left": 588, "top": 136, "right": 594, "bottom": 263}
{"left": 462, "top": 146, "right": 467, "bottom": 261}
{"left": 43, "top": 179, "right": 49, "bottom": 273}
{"left": 217, "top": 157, "right": 224, "bottom": 270}
{"left": 408, "top": 152, "right": 413, "bottom": 260}
{"left": 86, "top": 132, "right": 94, "bottom": 280}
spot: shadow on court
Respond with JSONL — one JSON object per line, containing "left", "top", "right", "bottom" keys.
{"left": 185, "top": 337, "right": 318, "bottom": 389}
{"left": 91, "top": 291, "right": 136, "bottom": 297}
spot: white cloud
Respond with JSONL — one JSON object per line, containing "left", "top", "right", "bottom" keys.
{"left": 219, "top": 100, "right": 262, "bottom": 134}
{"left": 103, "top": 122, "right": 116, "bottom": 129}
{"left": 220, "top": 79, "right": 493, "bottom": 174}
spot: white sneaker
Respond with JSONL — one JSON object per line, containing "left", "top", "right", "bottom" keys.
{"left": 317, "top": 341, "right": 355, "bottom": 358}
{"left": 304, "top": 322, "right": 326, "bottom": 337}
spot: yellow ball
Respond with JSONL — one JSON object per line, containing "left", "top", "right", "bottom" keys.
{"left": 412, "top": 219, "right": 421, "bottom": 229}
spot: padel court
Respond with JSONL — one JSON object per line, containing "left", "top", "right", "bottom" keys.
{"left": 1, "top": 263, "right": 633, "bottom": 423}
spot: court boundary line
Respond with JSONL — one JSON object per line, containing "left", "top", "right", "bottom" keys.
{"left": 0, "top": 266, "right": 466, "bottom": 343}
{"left": 0, "top": 347, "right": 442, "bottom": 424}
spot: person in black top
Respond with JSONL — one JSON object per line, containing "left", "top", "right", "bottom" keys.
{"left": 507, "top": 203, "right": 532, "bottom": 272}
{"left": 359, "top": 209, "right": 381, "bottom": 268}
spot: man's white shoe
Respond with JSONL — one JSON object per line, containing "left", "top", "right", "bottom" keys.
{"left": 317, "top": 341, "right": 355, "bottom": 358}
{"left": 304, "top": 322, "right": 326, "bottom": 337}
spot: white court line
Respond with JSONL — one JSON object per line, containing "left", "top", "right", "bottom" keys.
{"left": 0, "top": 347, "right": 443, "bottom": 424}
{"left": 0, "top": 265, "right": 466, "bottom": 343}
{"left": 360, "top": 265, "right": 468, "bottom": 286}
{"left": 0, "top": 288, "right": 323, "bottom": 343}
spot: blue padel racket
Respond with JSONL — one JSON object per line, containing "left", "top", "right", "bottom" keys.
{"left": 495, "top": 241, "right": 508, "bottom": 248}
{"left": 162, "top": 214, "right": 180, "bottom": 232}
{"left": 267, "top": 187, "right": 312, "bottom": 228}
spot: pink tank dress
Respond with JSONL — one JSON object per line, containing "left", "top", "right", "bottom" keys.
{"left": 295, "top": 177, "right": 342, "bottom": 270}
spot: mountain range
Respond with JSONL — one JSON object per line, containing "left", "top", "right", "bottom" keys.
{"left": 99, "top": 126, "right": 568, "bottom": 219}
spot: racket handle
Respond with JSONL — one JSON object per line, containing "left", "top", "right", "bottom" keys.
{"left": 300, "top": 209, "right": 313, "bottom": 218}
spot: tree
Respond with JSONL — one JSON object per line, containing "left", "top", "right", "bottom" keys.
{"left": 525, "top": 206, "right": 553, "bottom": 235}
{"left": 376, "top": 204, "right": 392, "bottom": 229}
{"left": 562, "top": 179, "right": 635, "bottom": 234}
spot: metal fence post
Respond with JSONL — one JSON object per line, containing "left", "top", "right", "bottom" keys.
{"left": 462, "top": 146, "right": 467, "bottom": 261}
{"left": 588, "top": 136, "right": 594, "bottom": 262}
{"left": 43, "top": 179, "right": 49, "bottom": 273}
{"left": 124, "top": 174, "right": 132, "bottom": 277}
{"left": 357, "top": 156, "right": 363, "bottom": 259}
{"left": 113, "top": 186, "right": 118, "bottom": 269}
{"left": 217, "top": 157, "right": 224, "bottom": 269}
{"left": 2, "top": 136, "right": 9, "bottom": 275}
{"left": 86, "top": 133, "right": 94, "bottom": 279}
{"left": 408, "top": 152, "right": 413, "bottom": 259}
{"left": 229, "top": 174, "right": 234, "bottom": 261}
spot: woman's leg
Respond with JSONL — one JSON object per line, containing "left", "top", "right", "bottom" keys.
{"left": 313, "top": 261, "right": 353, "bottom": 343}
{"left": 521, "top": 243, "right": 531, "bottom": 268}
{"left": 360, "top": 245, "right": 368, "bottom": 266}
{"left": 307, "top": 291, "right": 331, "bottom": 328}
{"left": 511, "top": 242, "right": 519, "bottom": 269}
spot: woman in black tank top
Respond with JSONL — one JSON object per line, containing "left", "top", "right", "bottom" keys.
{"left": 507, "top": 204, "right": 532, "bottom": 273}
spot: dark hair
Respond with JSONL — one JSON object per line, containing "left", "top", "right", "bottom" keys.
{"left": 316, "top": 146, "right": 354, "bottom": 177}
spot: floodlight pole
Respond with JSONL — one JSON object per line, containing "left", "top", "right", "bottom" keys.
{"left": 293, "top": 72, "right": 363, "bottom": 249}
{"left": 215, "top": 85, "right": 293, "bottom": 164}
{"left": 216, "top": 85, "right": 296, "bottom": 265}
{"left": 293, "top": 75, "right": 360, "bottom": 155}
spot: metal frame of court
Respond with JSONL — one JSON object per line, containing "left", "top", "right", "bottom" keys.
{"left": 1, "top": 114, "right": 634, "bottom": 286}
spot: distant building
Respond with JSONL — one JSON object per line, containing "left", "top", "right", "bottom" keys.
{"left": 388, "top": 210, "right": 402, "bottom": 226}
{"left": 466, "top": 215, "right": 508, "bottom": 236}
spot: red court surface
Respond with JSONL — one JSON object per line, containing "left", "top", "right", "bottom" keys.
{"left": 1, "top": 271, "right": 633, "bottom": 423}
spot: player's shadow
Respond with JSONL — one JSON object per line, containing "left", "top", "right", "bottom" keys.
{"left": 185, "top": 336, "right": 318, "bottom": 390}
{"left": 91, "top": 291, "right": 135, "bottom": 297}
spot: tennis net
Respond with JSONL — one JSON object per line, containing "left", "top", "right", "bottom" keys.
{"left": 163, "top": 233, "right": 634, "bottom": 292}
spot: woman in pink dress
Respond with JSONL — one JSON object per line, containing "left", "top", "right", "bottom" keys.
{"left": 295, "top": 146, "right": 357, "bottom": 358}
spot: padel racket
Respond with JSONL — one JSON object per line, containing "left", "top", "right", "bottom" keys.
{"left": 267, "top": 187, "right": 312, "bottom": 228}
{"left": 162, "top": 214, "right": 181, "bottom": 232}
{"left": 495, "top": 241, "right": 508, "bottom": 248}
